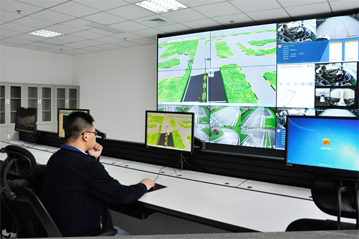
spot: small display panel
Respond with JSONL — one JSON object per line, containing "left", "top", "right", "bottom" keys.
{"left": 14, "top": 107, "right": 37, "bottom": 134}
{"left": 286, "top": 116, "right": 359, "bottom": 171}
{"left": 145, "top": 111, "right": 194, "bottom": 153}
{"left": 58, "top": 108, "right": 90, "bottom": 138}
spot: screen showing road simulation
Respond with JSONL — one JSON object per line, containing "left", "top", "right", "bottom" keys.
{"left": 286, "top": 116, "right": 359, "bottom": 172}
{"left": 15, "top": 107, "right": 37, "bottom": 134}
{"left": 145, "top": 111, "right": 194, "bottom": 153}
{"left": 58, "top": 108, "right": 90, "bottom": 138}
{"left": 157, "top": 14, "right": 359, "bottom": 153}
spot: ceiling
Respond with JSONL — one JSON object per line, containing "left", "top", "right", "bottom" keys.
{"left": 1, "top": 0, "right": 358, "bottom": 56}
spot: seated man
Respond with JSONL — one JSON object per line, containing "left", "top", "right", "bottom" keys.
{"left": 42, "top": 112, "right": 154, "bottom": 236}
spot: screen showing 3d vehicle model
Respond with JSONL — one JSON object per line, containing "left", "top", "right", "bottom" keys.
{"left": 157, "top": 14, "right": 359, "bottom": 154}
{"left": 286, "top": 116, "right": 359, "bottom": 172}
{"left": 146, "top": 111, "right": 194, "bottom": 153}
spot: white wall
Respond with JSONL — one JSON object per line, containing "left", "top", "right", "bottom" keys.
{"left": 0, "top": 45, "right": 73, "bottom": 85}
{"left": 73, "top": 44, "right": 157, "bottom": 143}
{"left": 0, "top": 44, "right": 157, "bottom": 143}
{"left": 0, "top": 46, "right": 74, "bottom": 140}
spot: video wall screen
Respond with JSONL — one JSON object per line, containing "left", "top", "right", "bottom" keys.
{"left": 157, "top": 14, "right": 359, "bottom": 153}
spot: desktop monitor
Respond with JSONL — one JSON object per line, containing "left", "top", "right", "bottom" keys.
{"left": 285, "top": 116, "right": 359, "bottom": 172}
{"left": 14, "top": 107, "right": 37, "bottom": 134}
{"left": 145, "top": 111, "right": 195, "bottom": 153}
{"left": 58, "top": 108, "right": 90, "bottom": 138}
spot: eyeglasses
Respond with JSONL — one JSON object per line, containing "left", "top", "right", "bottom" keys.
{"left": 81, "top": 131, "right": 98, "bottom": 136}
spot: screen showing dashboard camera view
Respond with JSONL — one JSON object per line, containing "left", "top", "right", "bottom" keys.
{"left": 157, "top": 14, "right": 359, "bottom": 152}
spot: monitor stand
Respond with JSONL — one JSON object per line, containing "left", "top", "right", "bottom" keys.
{"left": 179, "top": 152, "right": 184, "bottom": 170}
{"left": 179, "top": 152, "right": 192, "bottom": 170}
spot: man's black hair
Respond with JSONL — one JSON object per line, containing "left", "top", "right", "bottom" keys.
{"left": 64, "top": 111, "right": 94, "bottom": 141}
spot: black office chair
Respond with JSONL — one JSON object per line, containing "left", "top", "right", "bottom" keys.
{"left": 0, "top": 145, "right": 117, "bottom": 238}
{"left": 286, "top": 171, "right": 358, "bottom": 231}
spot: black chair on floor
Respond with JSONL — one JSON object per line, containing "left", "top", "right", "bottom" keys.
{"left": 286, "top": 171, "right": 359, "bottom": 231}
{"left": 0, "top": 145, "right": 117, "bottom": 238}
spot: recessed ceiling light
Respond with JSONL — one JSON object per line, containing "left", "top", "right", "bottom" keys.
{"left": 136, "top": 0, "right": 187, "bottom": 14}
{"left": 28, "top": 29, "right": 64, "bottom": 38}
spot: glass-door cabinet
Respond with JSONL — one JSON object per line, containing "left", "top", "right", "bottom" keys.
{"left": 69, "top": 88, "right": 78, "bottom": 109}
{"left": 0, "top": 85, "right": 5, "bottom": 125}
{"left": 0, "top": 83, "right": 25, "bottom": 141}
{"left": 55, "top": 86, "right": 79, "bottom": 110}
{"left": 0, "top": 83, "right": 79, "bottom": 141}
{"left": 41, "top": 87, "right": 52, "bottom": 122}
{"left": 56, "top": 87, "right": 66, "bottom": 109}
{"left": 10, "top": 85, "right": 22, "bottom": 124}
{"left": 24, "top": 85, "right": 54, "bottom": 132}
{"left": 27, "top": 86, "right": 38, "bottom": 108}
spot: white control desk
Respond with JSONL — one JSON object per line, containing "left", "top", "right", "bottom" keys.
{"left": 1, "top": 141, "right": 354, "bottom": 232}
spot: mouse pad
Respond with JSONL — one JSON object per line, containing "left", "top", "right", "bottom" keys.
{"left": 148, "top": 183, "right": 166, "bottom": 192}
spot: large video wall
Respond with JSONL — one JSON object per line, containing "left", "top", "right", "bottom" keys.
{"left": 157, "top": 14, "right": 359, "bottom": 151}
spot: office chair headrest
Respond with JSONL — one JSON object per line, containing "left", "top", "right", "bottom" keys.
{"left": 1, "top": 145, "right": 37, "bottom": 201}
{"left": 1, "top": 145, "right": 36, "bottom": 180}
{"left": 311, "top": 171, "right": 359, "bottom": 219}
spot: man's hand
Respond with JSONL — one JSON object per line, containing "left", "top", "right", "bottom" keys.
{"left": 140, "top": 178, "right": 155, "bottom": 191}
{"left": 88, "top": 143, "right": 103, "bottom": 159}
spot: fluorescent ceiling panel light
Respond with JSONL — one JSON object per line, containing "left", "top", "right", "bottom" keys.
{"left": 136, "top": 0, "right": 187, "bottom": 14}
{"left": 28, "top": 29, "right": 64, "bottom": 38}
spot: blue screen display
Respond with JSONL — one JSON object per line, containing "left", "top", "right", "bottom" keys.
{"left": 286, "top": 116, "right": 359, "bottom": 171}
{"left": 277, "top": 38, "right": 359, "bottom": 64}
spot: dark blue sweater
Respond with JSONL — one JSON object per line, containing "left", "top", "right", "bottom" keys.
{"left": 42, "top": 148, "right": 147, "bottom": 236}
